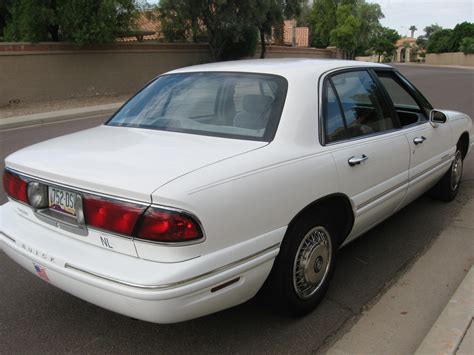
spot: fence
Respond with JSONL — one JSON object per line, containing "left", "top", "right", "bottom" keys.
{"left": 425, "top": 52, "right": 474, "bottom": 67}
{"left": 0, "top": 42, "right": 337, "bottom": 106}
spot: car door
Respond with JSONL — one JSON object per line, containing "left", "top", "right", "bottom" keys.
{"left": 321, "top": 69, "right": 411, "bottom": 242}
{"left": 373, "top": 70, "right": 453, "bottom": 208}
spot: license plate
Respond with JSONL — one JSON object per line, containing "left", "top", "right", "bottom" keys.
{"left": 49, "top": 187, "right": 77, "bottom": 216}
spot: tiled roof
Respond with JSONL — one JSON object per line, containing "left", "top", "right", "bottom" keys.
{"left": 396, "top": 37, "right": 417, "bottom": 47}
{"left": 119, "top": 13, "right": 162, "bottom": 42}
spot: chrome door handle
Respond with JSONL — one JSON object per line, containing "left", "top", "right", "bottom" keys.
{"left": 348, "top": 154, "right": 368, "bottom": 166}
{"left": 413, "top": 136, "right": 427, "bottom": 145}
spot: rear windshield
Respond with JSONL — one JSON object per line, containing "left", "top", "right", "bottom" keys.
{"left": 107, "top": 72, "right": 288, "bottom": 141}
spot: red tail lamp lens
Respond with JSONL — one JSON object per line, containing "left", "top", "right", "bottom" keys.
{"left": 138, "top": 207, "right": 203, "bottom": 242}
{"left": 82, "top": 194, "right": 145, "bottom": 236}
{"left": 2, "top": 170, "right": 29, "bottom": 204}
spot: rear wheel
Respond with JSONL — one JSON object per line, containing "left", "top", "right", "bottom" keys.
{"left": 430, "top": 148, "right": 463, "bottom": 202}
{"left": 262, "top": 213, "right": 337, "bottom": 316}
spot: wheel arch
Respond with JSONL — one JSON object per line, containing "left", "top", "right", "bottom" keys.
{"left": 458, "top": 132, "right": 469, "bottom": 159}
{"left": 287, "top": 193, "right": 355, "bottom": 248}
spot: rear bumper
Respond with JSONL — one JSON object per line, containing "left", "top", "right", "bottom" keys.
{"left": 0, "top": 203, "right": 283, "bottom": 323}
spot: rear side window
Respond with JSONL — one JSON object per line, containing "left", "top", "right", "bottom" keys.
{"left": 324, "top": 83, "right": 347, "bottom": 142}
{"left": 322, "top": 70, "right": 394, "bottom": 143}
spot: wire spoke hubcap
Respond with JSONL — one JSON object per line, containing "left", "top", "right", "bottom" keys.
{"left": 451, "top": 151, "right": 463, "bottom": 191}
{"left": 293, "top": 226, "right": 332, "bottom": 299}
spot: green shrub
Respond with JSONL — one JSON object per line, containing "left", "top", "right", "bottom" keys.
{"left": 218, "top": 25, "right": 258, "bottom": 61}
{"left": 426, "top": 29, "right": 453, "bottom": 53}
{"left": 460, "top": 37, "right": 474, "bottom": 54}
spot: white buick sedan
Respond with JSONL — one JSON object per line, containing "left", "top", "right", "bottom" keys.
{"left": 1, "top": 59, "right": 472, "bottom": 323}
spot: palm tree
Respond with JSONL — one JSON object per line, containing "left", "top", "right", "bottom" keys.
{"left": 409, "top": 25, "right": 417, "bottom": 38}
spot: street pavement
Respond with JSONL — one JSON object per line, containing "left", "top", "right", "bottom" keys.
{"left": 0, "top": 65, "right": 473, "bottom": 354}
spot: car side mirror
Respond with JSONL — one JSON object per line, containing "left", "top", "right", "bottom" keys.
{"left": 430, "top": 109, "right": 447, "bottom": 127}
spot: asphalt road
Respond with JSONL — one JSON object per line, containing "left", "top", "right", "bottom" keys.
{"left": 0, "top": 65, "right": 473, "bottom": 354}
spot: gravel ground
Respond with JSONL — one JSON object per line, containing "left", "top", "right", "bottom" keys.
{"left": 0, "top": 94, "right": 131, "bottom": 119}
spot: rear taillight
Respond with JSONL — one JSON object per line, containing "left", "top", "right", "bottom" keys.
{"left": 2, "top": 170, "right": 29, "bottom": 204}
{"left": 137, "top": 207, "right": 203, "bottom": 243}
{"left": 82, "top": 194, "right": 145, "bottom": 236}
{"left": 4, "top": 171, "right": 204, "bottom": 244}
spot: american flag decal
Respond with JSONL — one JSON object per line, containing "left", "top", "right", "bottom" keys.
{"left": 33, "top": 263, "right": 50, "bottom": 282}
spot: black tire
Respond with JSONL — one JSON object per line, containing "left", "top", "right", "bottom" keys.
{"left": 260, "top": 211, "right": 337, "bottom": 316}
{"left": 430, "top": 148, "right": 464, "bottom": 202}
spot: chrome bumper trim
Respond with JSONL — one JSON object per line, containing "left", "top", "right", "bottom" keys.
{"left": 0, "top": 231, "right": 16, "bottom": 243}
{"left": 64, "top": 242, "right": 280, "bottom": 290}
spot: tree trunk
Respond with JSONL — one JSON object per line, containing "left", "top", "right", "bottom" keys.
{"left": 378, "top": 53, "right": 381, "bottom": 63}
{"left": 259, "top": 27, "right": 266, "bottom": 59}
{"left": 49, "top": 25, "right": 59, "bottom": 42}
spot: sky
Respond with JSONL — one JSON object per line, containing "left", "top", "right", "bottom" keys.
{"left": 147, "top": 0, "right": 473, "bottom": 37}
{"left": 366, "top": 0, "right": 473, "bottom": 36}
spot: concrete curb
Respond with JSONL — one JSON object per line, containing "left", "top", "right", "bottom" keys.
{"left": 0, "top": 102, "right": 123, "bottom": 131}
{"left": 415, "top": 266, "right": 474, "bottom": 355}
{"left": 326, "top": 190, "right": 474, "bottom": 355}
{"left": 393, "top": 63, "right": 474, "bottom": 70}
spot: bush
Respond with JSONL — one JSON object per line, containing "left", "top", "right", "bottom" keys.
{"left": 450, "top": 22, "right": 474, "bottom": 52}
{"left": 217, "top": 25, "right": 258, "bottom": 61}
{"left": 426, "top": 29, "right": 453, "bottom": 53}
{"left": 460, "top": 37, "right": 474, "bottom": 54}
{"left": 3, "top": 0, "right": 138, "bottom": 44}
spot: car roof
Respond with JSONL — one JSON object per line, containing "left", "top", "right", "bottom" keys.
{"left": 167, "top": 58, "right": 391, "bottom": 77}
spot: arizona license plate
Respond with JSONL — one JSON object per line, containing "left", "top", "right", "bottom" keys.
{"left": 49, "top": 187, "right": 77, "bottom": 216}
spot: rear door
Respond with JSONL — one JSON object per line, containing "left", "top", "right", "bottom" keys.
{"left": 321, "top": 69, "right": 410, "bottom": 241}
{"left": 373, "top": 70, "right": 453, "bottom": 207}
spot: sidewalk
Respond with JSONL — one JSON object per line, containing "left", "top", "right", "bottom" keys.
{"left": 0, "top": 102, "right": 123, "bottom": 130}
{"left": 327, "top": 195, "right": 474, "bottom": 355}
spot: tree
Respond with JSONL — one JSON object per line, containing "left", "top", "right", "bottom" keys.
{"left": 0, "top": 0, "right": 12, "bottom": 39}
{"left": 249, "top": 0, "right": 303, "bottom": 58}
{"left": 423, "top": 24, "right": 442, "bottom": 39}
{"left": 59, "top": 0, "right": 138, "bottom": 45}
{"left": 370, "top": 26, "right": 400, "bottom": 62}
{"left": 4, "top": 0, "right": 51, "bottom": 42}
{"left": 460, "top": 37, "right": 474, "bottom": 54}
{"left": 330, "top": 4, "right": 361, "bottom": 59}
{"left": 409, "top": 25, "right": 417, "bottom": 38}
{"left": 308, "top": 0, "right": 337, "bottom": 48}
{"left": 159, "top": 0, "right": 304, "bottom": 60}
{"left": 449, "top": 22, "right": 474, "bottom": 52}
{"left": 4, "top": 0, "right": 138, "bottom": 44}
{"left": 354, "top": 1, "right": 383, "bottom": 54}
{"left": 158, "top": 0, "right": 201, "bottom": 43}
{"left": 309, "top": 0, "right": 383, "bottom": 56}
{"left": 326, "top": 1, "right": 383, "bottom": 59}
{"left": 426, "top": 28, "right": 453, "bottom": 53}
{"left": 416, "top": 23, "right": 441, "bottom": 51}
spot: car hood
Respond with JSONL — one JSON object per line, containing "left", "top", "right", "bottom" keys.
{"left": 5, "top": 125, "right": 267, "bottom": 202}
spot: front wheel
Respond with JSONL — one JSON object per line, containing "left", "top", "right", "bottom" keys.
{"left": 430, "top": 149, "right": 463, "bottom": 202}
{"left": 261, "top": 214, "right": 337, "bottom": 316}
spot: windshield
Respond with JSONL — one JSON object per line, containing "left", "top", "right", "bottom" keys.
{"left": 107, "top": 72, "right": 288, "bottom": 141}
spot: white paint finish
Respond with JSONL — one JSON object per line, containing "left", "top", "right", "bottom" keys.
{"left": 5, "top": 125, "right": 267, "bottom": 202}
{"left": 330, "top": 131, "right": 410, "bottom": 240}
{"left": 0, "top": 231, "right": 276, "bottom": 323}
{"left": 0, "top": 203, "right": 284, "bottom": 289}
{"left": 1, "top": 59, "right": 472, "bottom": 323}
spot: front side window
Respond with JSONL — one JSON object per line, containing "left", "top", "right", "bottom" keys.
{"left": 107, "top": 72, "right": 288, "bottom": 141}
{"left": 322, "top": 70, "right": 394, "bottom": 143}
{"left": 375, "top": 71, "right": 427, "bottom": 127}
